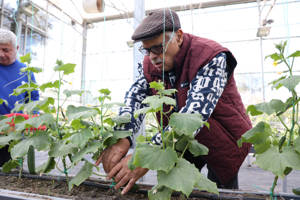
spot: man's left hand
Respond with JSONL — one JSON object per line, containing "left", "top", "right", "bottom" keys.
{"left": 107, "top": 154, "right": 149, "bottom": 195}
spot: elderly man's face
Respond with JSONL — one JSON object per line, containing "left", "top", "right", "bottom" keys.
{"left": 0, "top": 42, "right": 17, "bottom": 66}
{"left": 142, "top": 29, "right": 183, "bottom": 72}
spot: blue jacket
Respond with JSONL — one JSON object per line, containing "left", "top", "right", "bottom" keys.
{"left": 0, "top": 60, "right": 39, "bottom": 115}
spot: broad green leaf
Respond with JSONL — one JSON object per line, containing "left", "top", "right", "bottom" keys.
{"left": 288, "top": 51, "right": 300, "bottom": 58}
{"left": 36, "top": 157, "right": 55, "bottom": 173}
{"left": 133, "top": 144, "right": 177, "bottom": 172}
{"left": 69, "top": 129, "right": 93, "bottom": 148}
{"left": 0, "top": 133, "right": 22, "bottom": 146}
{"left": 237, "top": 122, "right": 272, "bottom": 147}
{"left": 11, "top": 83, "right": 38, "bottom": 96}
{"left": 157, "top": 158, "right": 200, "bottom": 197}
{"left": 188, "top": 140, "right": 209, "bottom": 156}
{"left": 71, "top": 119, "right": 86, "bottom": 130}
{"left": 99, "top": 88, "right": 111, "bottom": 95}
{"left": 112, "top": 114, "right": 131, "bottom": 124}
{"left": 0, "top": 117, "right": 14, "bottom": 132}
{"left": 11, "top": 133, "right": 51, "bottom": 159}
{"left": 195, "top": 173, "right": 219, "bottom": 194}
{"left": 102, "top": 131, "right": 131, "bottom": 147}
{"left": 265, "top": 52, "right": 282, "bottom": 61}
{"left": 269, "top": 76, "right": 287, "bottom": 89}
{"left": 66, "top": 105, "right": 98, "bottom": 120}
{"left": 1, "top": 160, "right": 19, "bottom": 173}
{"left": 158, "top": 88, "right": 177, "bottom": 96}
{"left": 274, "top": 76, "right": 300, "bottom": 92}
{"left": 295, "top": 137, "right": 300, "bottom": 154}
{"left": 246, "top": 105, "right": 263, "bottom": 116}
{"left": 39, "top": 81, "right": 60, "bottom": 92}
{"left": 54, "top": 63, "right": 76, "bottom": 75}
{"left": 256, "top": 146, "right": 300, "bottom": 178}
{"left": 20, "top": 53, "right": 31, "bottom": 63}
{"left": 148, "top": 185, "right": 173, "bottom": 200}
{"left": 175, "top": 136, "right": 189, "bottom": 152}
{"left": 150, "top": 81, "right": 164, "bottom": 91}
{"left": 68, "top": 161, "right": 93, "bottom": 190}
{"left": 169, "top": 113, "right": 203, "bottom": 136}
{"left": 143, "top": 95, "right": 176, "bottom": 110}
{"left": 20, "top": 67, "right": 42, "bottom": 73}
{"left": 72, "top": 142, "right": 102, "bottom": 163}
{"left": 48, "top": 141, "right": 77, "bottom": 157}
{"left": 64, "top": 89, "right": 83, "bottom": 97}
{"left": 20, "top": 97, "right": 55, "bottom": 113}
{"left": 251, "top": 99, "right": 285, "bottom": 115}
{"left": 134, "top": 107, "right": 153, "bottom": 118}
{"left": 15, "top": 114, "right": 55, "bottom": 131}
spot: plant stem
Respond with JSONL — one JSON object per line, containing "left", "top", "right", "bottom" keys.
{"left": 270, "top": 176, "right": 278, "bottom": 200}
{"left": 180, "top": 143, "right": 190, "bottom": 159}
{"left": 277, "top": 116, "right": 289, "bottom": 131}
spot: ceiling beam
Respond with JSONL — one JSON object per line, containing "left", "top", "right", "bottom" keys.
{"left": 84, "top": 0, "right": 265, "bottom": 23}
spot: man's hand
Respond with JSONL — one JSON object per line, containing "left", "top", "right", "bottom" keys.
{"left": 107, "top": 154, "right": 149, "bottom": 195}
{"left": 95, "top": 138, "right": 130, "bottom": 173}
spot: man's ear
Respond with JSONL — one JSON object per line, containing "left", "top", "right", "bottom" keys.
{"left": 176, "top": 29, "right": 183, "bottom": 46}
{"left": 16, "top": 45, "right": 19, "bottom": 51}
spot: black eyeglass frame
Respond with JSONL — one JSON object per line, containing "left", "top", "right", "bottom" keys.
{"left": 138, "top": 43, "right": 164, "bottom": 56}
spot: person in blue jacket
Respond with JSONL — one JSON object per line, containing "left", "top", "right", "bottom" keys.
{"left": 0, "top": 28, "right": 39, "bottom": 166}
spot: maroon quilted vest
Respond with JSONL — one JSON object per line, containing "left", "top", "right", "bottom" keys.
{"left": 143, "top": 33, "right": 251, "bottom": 184}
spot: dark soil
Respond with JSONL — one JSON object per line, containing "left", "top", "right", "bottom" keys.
{"left": 0, "top": 172, "right": 210, "bottom": 200}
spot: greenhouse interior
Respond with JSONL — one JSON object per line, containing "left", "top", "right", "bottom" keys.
{"left": 0, "top": 0, "right": 299, "bottom": 200}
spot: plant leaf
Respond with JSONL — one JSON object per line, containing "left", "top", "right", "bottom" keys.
{"left": 142, "top": 96, "right": 176, "bottom": 110}
{"left": 292, "top": 187, "right": 300, "bottom": 195}
{"left": 15, "top": 114, "right": 55, "bottom": 131}
{"left": 195, "top": 173, "right": 219, "bottom": 194}
{"left": 148, "top": 185, "right": 173, "bottom": 200}
{"left": 54, "top": 63, "right": 76, "bottom": 75}
{"left": 72, "top": 141, "right": 103, "bottom": 163}
{"left": 0, "top": 133, "right": 22, "bottom": 146}
{"left": 134, "top": 107, "right": 153, "bottom": 118}
{"left": 295, "top": 136, "right": 300, "bottom": 154}
{"left": 273, "top": 76, "right": 300, "bottom": 92}
{"left": 250, "top": 99, "right": 285, "bottom": 115}
{"left": 64, "top": 89, "right": 84, "bottom": 97}
{"left": 237, "top": 122, "right": 272, "bottom": 148}
{"left": 157, "top": 158, "right": 200, "bottom": 197}
{"left": 133, "top": 144, "right": 177, "bottom": 172}
{"left": 20, "top": 53, "right": 31, "bottom": 63}
{"left": 255, "top": 146, "right": 300, "bottom": 178}
{"left": 68, "top": 161, "right": 93, "bottom": 190}
{"left": 112, "top": 114, "right": 131, "bottom": 124}
{"left": 66, "top": 105, "right": 98, "bottom": 120}
{"left": 48, "top": 141, "right": 77, "bottom": 157}
{"left": 69, "top": 129, "right": 93, "bottom": 148}
{"left": 288, "top": 51, "right": 300, "bottom": 58}
{"left": 36, "top": 157, "right": 56, "bottom": 173}
{"left": 188, "top": 140, "right": 209, "bottom": 156}
{"left": 1, "top": 160, "right": 19, "bottom": 173}
{"left": 11, "top": 133, "right": 51, "bottom": 159}
{"left": 39, "top": 81, "right": 60, "bottom": 92}
{"left": 169, "top": 113, "right": 204, "bottom": 136}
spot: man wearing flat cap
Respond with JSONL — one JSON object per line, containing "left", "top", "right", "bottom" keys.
{"left": 96, "top": 9, "right": 251, "bottom": 195}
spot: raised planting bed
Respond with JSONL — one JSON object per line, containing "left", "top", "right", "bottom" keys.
{"left": 0, "top": 172, "right": 299, "bottom": 200}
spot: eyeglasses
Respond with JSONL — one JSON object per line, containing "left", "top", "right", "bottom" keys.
{"left": 138, "top": 43, "right": 164, "bottom": 56}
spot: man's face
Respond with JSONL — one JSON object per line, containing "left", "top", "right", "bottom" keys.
{"left": 141, "top": 30, "right": 183, "bottom": 72}
{"left": 0, "top": 42, "right": 17, "bottom": 66}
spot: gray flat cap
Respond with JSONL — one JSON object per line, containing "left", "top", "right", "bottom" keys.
{"left": 131, "top": 9, "right": 181, "bottom": 41}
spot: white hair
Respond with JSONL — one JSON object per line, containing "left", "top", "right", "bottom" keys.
{"left": 0, "top": 29, "right": 17, "bottom": 47}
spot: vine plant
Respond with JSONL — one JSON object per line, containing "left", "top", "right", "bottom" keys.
{"left": 0, "top": 54, "right": 131, "bottom": 190}
{"left": 129, "top": 81, "right": 219, "bottom": 200}
{"left": 238, "top": 41, "right": 300, "bottom": 198}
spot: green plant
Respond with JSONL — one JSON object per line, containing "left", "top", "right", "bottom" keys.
{"left": 129, "top": 81, "right": 218, "bottom": 200}
{"left": 0, "top": 54, "right": 131, "bottom": 190}
{"left": 238, "top": 41, "right": 300, "bottom": 199}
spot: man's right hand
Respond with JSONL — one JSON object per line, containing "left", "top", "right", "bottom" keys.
{"left": 95, "top": 138, "right": 131, "bottom": 173}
